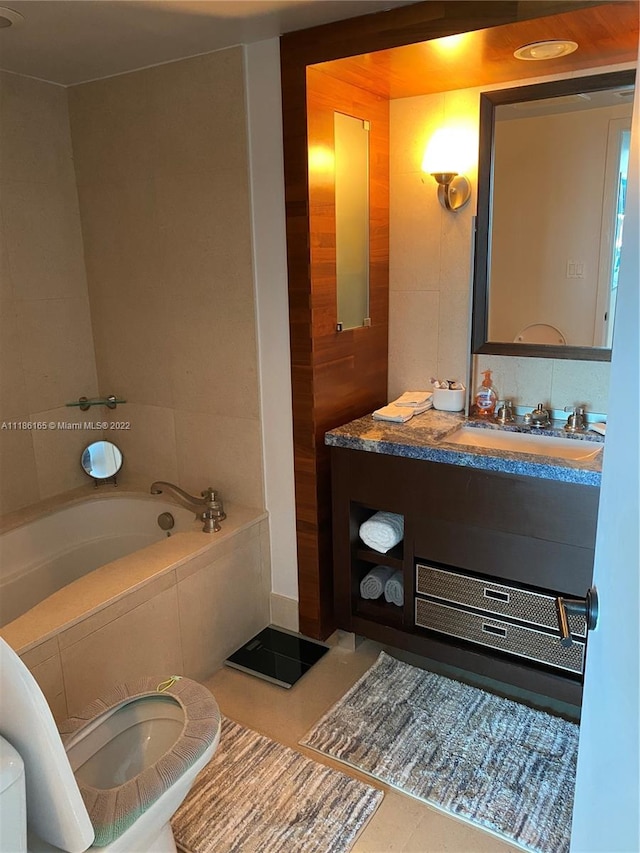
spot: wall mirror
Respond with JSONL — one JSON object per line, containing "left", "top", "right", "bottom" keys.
{"left": 472, "top": 69, "right": 635, "bottom": 361}
{"left": 81, "top": 441, "right": 123, "bottom": 485}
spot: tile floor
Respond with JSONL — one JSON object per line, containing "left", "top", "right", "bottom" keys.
{"left": 203, "top": 636, "right": 523, "bottom": 853}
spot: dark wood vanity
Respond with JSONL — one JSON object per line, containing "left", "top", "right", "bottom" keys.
{"left": 331, "top": 440, "right": 601, "bottom": 707}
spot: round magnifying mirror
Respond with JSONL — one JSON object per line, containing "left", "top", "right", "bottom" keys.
{"left": 81, "top": 441, "right": 123, "bottom": 483}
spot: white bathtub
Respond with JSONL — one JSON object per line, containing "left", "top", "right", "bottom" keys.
{"left": 0, "top": 496, "right": 197, "bottom": 628}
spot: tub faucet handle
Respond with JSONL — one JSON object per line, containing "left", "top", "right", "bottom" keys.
{"left": 202, "top": 487, "right": 226, "bottom": 522}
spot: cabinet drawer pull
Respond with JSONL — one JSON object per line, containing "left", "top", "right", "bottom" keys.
{"left": 482, "top": 622, "right": 507, "bottom": 637}
{"left": 484, "top": 587, "right": 510, "bottom": 603}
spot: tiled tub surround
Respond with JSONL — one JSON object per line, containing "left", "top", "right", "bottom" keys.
{"left": 326, "top": 409, "right": 604, "bottom": 487}
{"left": 0, "top": 486, "right": 270, "bottom": 721}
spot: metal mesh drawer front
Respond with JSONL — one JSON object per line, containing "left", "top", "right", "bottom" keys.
{"left": 416, "top": 563, "right": 587, "bottom": 638}
{"left": 415, "top": 598, "right": 585, "bottom": 675}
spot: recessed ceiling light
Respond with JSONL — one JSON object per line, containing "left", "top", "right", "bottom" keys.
{"left": 0, "top": 6, "right": 24, "bottom": 28}
{"left": 514, "top": 40, "right": 579, "bottom": 61}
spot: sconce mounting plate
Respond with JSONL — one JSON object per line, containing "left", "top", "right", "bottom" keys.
{"left": 438, "top": 175, "right": 471, "bottom": 212}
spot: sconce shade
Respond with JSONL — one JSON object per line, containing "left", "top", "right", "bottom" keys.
{"left": 423, "top": 129, "right": 472, "bottom": 211}
{"left": 422, "top": 128, "right": 467, "bottom": 175}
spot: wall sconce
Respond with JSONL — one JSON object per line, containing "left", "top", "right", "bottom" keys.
{"left": 422, "top": 128, "right": 472, "bottom": 212}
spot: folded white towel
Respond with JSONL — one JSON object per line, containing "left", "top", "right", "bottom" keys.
{"left": 405, "top": 399, "right": 433, "bottom": 414}
{"left": 384, "top": 570, "right": 404, "bottom": 606}
{"left": 372, "top": 404, "right": 414, "bottom": 423}
{"left": 360, "top": 566, "right": 394, "bottom": 600}
{"left": 359, "top": 511, "right": 404, "bottom": 553}
{"left": 394, "top": 391, "right": 433, "bottom": 407}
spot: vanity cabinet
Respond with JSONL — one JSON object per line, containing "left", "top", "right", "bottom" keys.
{"left": 330, "top": 445, "right": 600, "bottom": 706}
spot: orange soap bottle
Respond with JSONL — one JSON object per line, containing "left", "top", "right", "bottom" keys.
{"left": 475, "top": 369, "right": 498, "bottom": 418}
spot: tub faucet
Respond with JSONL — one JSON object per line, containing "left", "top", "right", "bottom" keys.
{"left": 150, "top": 482, "right": 225, "bottom": 533}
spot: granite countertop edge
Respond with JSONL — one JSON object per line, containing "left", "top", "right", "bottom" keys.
{"left": 325, "top": 411, "right": 603, "bottom": 487}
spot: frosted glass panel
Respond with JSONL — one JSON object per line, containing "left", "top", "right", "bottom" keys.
{"left": 334, "top": 112, "right": 369, "bottom": 330}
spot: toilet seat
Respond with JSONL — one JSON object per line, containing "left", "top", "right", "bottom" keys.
{"left": 59, "top": 676, "right": 221, "bottom": 847}
{"left": 0, "top": 638, "right": 220, "bottom": 852}
{"left": 514, "top": 323, "right": 566, "bottom": 344}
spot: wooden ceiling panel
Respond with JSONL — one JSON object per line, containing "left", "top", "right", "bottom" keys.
{"left": 312, "top": 3, "right": 638, "bottom": 99}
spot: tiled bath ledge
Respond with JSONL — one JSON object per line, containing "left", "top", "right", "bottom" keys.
{"left": 325, "top": 410, "right": 604, "bottom": 487}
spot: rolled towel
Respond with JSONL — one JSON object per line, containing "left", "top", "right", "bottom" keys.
{"left": 359, "top": 511, "right": 404, "bottom": 554}
{"left": 384, "top": 570, "right": 404, "bottom": 607}
{"left": 360, "top": 566, "right": 394, "bottom": 600}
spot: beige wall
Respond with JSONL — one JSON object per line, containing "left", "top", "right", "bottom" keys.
{"left": 0, "top": 72, "right": 99, "bottom": 514}
{"left": 68, "top": 49, "right": 265, "bottom": 508}
{"left": 389, "top": 87, "right": 477, "bottom": 400}
{"left": 389, "top": 78, "right": 615, "bottom": 414}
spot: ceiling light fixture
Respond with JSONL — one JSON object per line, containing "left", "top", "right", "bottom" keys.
{"left": 514, "top": 40, "right": 578, "bottom": 61}
{"left": 0, "top": 6, "right": 24, "bottom": 28}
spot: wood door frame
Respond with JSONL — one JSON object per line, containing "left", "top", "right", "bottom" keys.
{"left": 279, "top": 0, "right": 610, "bottom": 639}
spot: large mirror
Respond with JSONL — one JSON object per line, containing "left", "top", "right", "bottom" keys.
{"left": 472, "top": 69, "right": 635, "bottom": 361}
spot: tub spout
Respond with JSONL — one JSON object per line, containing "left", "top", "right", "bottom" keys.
{"left": 150, "top": 482, "right": 224, "bottom": 533}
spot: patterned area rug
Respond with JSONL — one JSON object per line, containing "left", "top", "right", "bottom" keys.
{"left": 300, "top": 651, "right": 579, "bottom": 853}
{"left": 171, "top": 717, "right": 383, "bottom": 853}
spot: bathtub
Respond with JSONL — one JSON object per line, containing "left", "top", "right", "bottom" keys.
{"left": 0, "top": 495, "right": 197, "bottom": 628}
{"left": 0, "top": 489, "right": 270, "bottom": 719}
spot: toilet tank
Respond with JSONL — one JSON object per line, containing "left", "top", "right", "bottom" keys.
{"left": 0, "top": 735, "right": 27, "bottom": 853}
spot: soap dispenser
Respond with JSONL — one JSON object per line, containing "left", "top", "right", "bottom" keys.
{"left": 475, "top": 370, "right": 498, "bottom": 419}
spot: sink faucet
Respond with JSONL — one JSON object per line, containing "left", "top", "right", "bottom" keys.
{"left": 564, "top": 406, "right": 587, "bottom": 433}
{"left": 150, "top": 482, "right": 225, "bottom": 533}
{"left": 528, "top": 402, "right": 551, "bottom": 429}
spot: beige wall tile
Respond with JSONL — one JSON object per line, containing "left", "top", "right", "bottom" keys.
{"left": 0, "top": 299, "right": 29, "bottom": 419}
{"left": 0, "top": 416, "right": 40, "bottom": 515}
{"left": 154, "top": 168, "right": 254, "bottom": 311}
{"left": 61, "top": 585, "right": 183, "bottom": 715}
{"left": 175, "top": 519, "right": 262, "bottom": 583}
{"left": 177, "top": 536, "right": 270, "bottom": 681}
{"left": 1, "top": 179, "right": 88, "bottom": 301}
{"left": 30, "top": 406, "right": 98, "bottom": 499}
{"left": 0, "top": 72, "right": 76, "bottom": 188}
{"left": 89, "top": 292, "right": 174, "bottom": 409}
{"left": 77, "top": 179, "right": 161, "bottom": 302}
{"left": 437, "top": 290, "right": 471, "bottom": 384}
{"left": 168, "top": 305, "right": 259, "bottom": 417}
{"left": 148, "top": 49, "right": 248, "bottom": 179}
{"left": 174, "top": 410, "right": 264, "bottom": 509}
{"left": 19, "top": 636, "right": 59, "bottom": 669}
{"left": 474, "top": 355, "right": 553, "bottom": 410}
{"left": 389, "top": 171, "right": 441, "bottom": 292}
{"left": 113, "top": 403, "right": 179, "bottom": 485}
{"left": 17, "top": 297, "right": 98, "bottom": 413}
{"left": 0, "top": 216, "right": 14, "bottom": 304}
{"left": 550, "top": 360, "right": 611, "bottom": 413}
{"left": 388, "top": 290, "right": 439, "bottom": 400}
{"left": 69, "top": 71, "right": 154, "bottom": 187}
{"left": 270, "top": 594, "right": 299, "bottom": 633}
{"left": 58, "top": 570, "right": 176, "bottom": 650}
{"left": 24, "top": 646, "right": 68, "bottom": 723}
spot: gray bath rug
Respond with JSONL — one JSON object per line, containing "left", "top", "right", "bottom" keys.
{"left": 300, "top": 651, "right": 579, "bottom": 853}
{"left": 171, "top": 717, "right": 383, "bottom": 853}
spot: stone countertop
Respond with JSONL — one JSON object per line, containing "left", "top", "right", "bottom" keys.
{"left": 325, "top": 410, "right": 604, "bottom": 487}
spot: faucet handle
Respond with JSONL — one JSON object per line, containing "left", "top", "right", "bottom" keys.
{"left": 564, "top": 406, "right": 587, "bottom": 432}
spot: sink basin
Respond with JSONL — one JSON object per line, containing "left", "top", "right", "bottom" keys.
{"left": 445, "top": 426, "right": 603, "bottom": 461}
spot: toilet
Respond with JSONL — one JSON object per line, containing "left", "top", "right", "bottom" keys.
{"left": 514, "top": 323, "right": 566, "bottom": 344}
{"left": 0, "top": 637, "right": 221, "bottom": 852}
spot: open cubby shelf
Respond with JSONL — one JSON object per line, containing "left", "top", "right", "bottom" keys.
{"left": 355, "top": 597, "right": 404, "bottom": 629}
{"left": 355, "top": 544, "right": 403, "bottom": 570}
